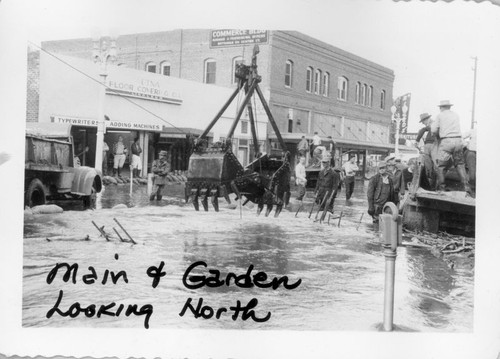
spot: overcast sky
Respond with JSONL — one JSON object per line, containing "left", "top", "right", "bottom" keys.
{"left": 3, "top": 0, "right": 500, "bottom": 133}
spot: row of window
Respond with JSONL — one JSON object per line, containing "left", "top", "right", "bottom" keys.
{"left": 141, "top": 58, "right": 386, "bottom": 111}
{"left": 284, "top": 60, "right": 387, "bottom": 110}
{"left": 144, "top": 61, "right": 171, "bottom": 76}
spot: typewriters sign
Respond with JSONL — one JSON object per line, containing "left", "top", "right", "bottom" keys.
{"left": 210, "top": 29, "right": 268, "bottom": 48}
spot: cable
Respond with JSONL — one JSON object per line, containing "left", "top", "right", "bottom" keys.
{"left": 29, "top": 41, "right": 190, "bottom": 136}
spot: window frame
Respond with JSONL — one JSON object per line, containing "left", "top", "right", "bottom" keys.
{"left": 380, "top": 90, "right": 386, "bottom": 110}
{"left": 361, "top": 83, "right": 367, "bottom": 106}
{"left": 204, "top": 58, "right": 217, "bottom": 84}
{"left": 145, "top": 62, "right": 157, "bottom": 73}
{"left": 285, "top": 60, "right": 293, "bottom": 88}
{"left": 322, "top": 72, "right": 330, "bottom": 97}
{"left": 355, "top": 82, "right": 362, "bottom": 104}
{"left": 368, "top": 86, "right": 373, "bottom": 107}
{"left": 160, "top": 61, "right": 171, "bottom": 76}
{"left": 337, "top": 76, "right": 348, "bottom": 101}
{"left": 306, "top": 67, "right": 313, "bottom": 93}
{"left": 314, "top": 69, "right": 322, "bottom": 95}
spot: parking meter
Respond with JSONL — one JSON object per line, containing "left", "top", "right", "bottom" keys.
{"left": 379, "top": 202, "right": 402, "bottom": 251}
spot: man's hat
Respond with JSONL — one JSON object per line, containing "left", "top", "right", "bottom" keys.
{"left": 378, "top": 161, "right": 387, "bottom": 168}
{"left": 159, "top": 150, "right": 168, "bottom": 156}
{"left": 384, "top": 154, "right": 396, "bottom": 162}
{"left": 419, "top": 112, "right": 431, "bottom": 122}
{"left": 321, "top": 153, "right": 332, "bottom": 162}
{"left": 438, "top": 100, "right": 453, "bottom": 107}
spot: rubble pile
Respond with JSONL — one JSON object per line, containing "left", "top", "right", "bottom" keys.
{"left": 402, "top": 229, "right": 475, "bottom": 270}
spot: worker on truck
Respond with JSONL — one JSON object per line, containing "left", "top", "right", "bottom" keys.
{"left": 415, "top": 112, "right": 437, "bottom": 189}
{"left": 430, "top": 100, "right": 471, "bottom": 195}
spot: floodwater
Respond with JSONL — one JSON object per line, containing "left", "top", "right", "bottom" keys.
{"left": 23, "top": 181, "right": 474, "bottom": 331}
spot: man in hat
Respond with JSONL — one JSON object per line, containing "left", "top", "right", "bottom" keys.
{"left": 415, "top": 112, "right": 437, "bottom": 188}
{"left": 130, "top": 137, "right": 143, "bottom": 178}
{"left": 112, "top": 135, "right": 128, "bottom": 178}
{"left": 150, "top": 150, "right": 171, "bottom": 201}
{"left": 314, "top": 152, "right": 342, "bottom": 213}
{"left": 367, "top": 161, "right": 397, "bottom": 224}
{"left": 342, "top": 155, "right": 359, "bottom": 200}
{"left": 294, "top": 156, "right": 307, "bottom": 201}
{"left": 431, "top": 100, "right": 471, "bottom": 194}
{"left": 296, "top": 136, "right": 309, "bottom": 158}
{"left": 385, "top": 154, "right": 405, "bottom": 205}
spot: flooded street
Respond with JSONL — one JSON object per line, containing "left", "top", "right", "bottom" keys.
{"left": 23, "top": 181, "right": 474, "bottom": 331}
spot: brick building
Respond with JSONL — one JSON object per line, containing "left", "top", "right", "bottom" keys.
{"left": 40, "top": 29, "right": 395, "bottom": 176}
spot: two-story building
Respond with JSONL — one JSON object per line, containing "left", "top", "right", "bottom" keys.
{"left": 40, "top": 29, "right": 395, "bottom": 176}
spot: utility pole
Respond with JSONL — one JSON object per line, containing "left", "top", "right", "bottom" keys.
{"left": 471, "top": 56, "right": 478, "bottom": 129}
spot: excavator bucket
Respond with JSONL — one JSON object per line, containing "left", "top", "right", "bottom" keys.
{"left": 185, "top": 143, "right": 291, "bottom": 216}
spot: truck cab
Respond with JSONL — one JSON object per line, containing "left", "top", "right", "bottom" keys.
{"left": 25, "top": 123, "right": 102, "bottom": 209}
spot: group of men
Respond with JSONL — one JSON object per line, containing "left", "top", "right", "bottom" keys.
{"left": 102, "top": 136, "right": 171, "bottom": 201}
{"left": 367, "top": 99, "right": 474, "bottom": 223}
{"left": 102, "top": 136, "right": 143, "bottom": 178}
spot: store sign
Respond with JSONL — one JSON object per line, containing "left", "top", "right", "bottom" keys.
{"left": 401, "top": 133, "right": 418, "bottom": 140}
{"left": 51, "top": 115, "right": 163, "bottom": 132}
{"left": 106, "top": 78, "right": 183, "bottom": 105}
{"left": 210, "top": 29, "right": 268, "bottom": 48}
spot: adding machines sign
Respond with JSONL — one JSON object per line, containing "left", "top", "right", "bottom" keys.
{"left": 210, "top": 29, "right": 268, "bottom": 48}
{"left": 51, "top": 116, "right": 163, "bottom": 132}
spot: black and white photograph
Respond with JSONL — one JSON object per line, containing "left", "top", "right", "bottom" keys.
{"left": 1, "top": 0, "right": 500, "bottom": 358}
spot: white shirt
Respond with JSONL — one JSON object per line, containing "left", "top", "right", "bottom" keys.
{"left": 343, "top": 161, "right": 359, "bottom": 177}
{"left": 295, "top": 162, "right": 307, "bottom": 185}
{"left": 312, "top": 134, "right": 321, "bottom": 146}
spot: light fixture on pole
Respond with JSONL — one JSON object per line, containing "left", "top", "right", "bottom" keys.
{"left": 92, "top": 33, "right": 117, "bottom": 171}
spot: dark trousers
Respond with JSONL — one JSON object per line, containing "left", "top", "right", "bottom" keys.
{"left": 345, "top": 176, "right": 355, "bottom": 199}
{"left": 297, "top": 184, "right": 306, "bottom": 201}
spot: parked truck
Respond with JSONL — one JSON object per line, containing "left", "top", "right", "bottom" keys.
{"left": 25, "top": 123, "right": 102, "bottom": 209}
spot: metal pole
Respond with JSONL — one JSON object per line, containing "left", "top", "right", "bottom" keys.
{"left": 471, "top": 56, "right": 478, "bottom": 129}
{"left": 383, "top": 247, "right": 397, "bottom": 331}
{"left": 394, "top": 117, "right": 400, "bottom": 157}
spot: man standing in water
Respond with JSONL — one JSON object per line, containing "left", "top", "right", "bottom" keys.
{"left": 314, "top": 153, "right": 342, "bottom": 213}
{"left": 342, "top": 155, "right": 359, "bottom": 201}
{"left": 367, "top": 161, "right": 397, "bottom": 223}
{"left": 150, "top": 150, "right": 170, "bottom": 201}
{"left": 295, "top": 156, "right": 307, "bottom": 201}
{"left": 113, "top": 136, "right": 127, "bottom": 178}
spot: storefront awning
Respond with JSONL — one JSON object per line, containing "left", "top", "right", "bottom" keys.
{"left": 269, "top": 133, "right": 395, "bottom": 152}
{"left": 160, "top": 127, "right": 213, "bottom": 139}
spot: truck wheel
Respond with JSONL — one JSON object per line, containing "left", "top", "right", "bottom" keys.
{"left": 26, "top": 179, "right": 46, "bottom": 208}
{"left": 83, "top": 184, "right": 97, "bottom": 209}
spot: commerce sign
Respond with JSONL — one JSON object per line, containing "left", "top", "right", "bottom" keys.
{"left": 210, "top": 29, "right": 268, "bottom": 48}
{"left": 51, "top": 115, "right": 163, "bottom": 132}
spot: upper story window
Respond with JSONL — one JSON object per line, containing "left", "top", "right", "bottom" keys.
{"left": 314, "top": 69, "right": 322, "bottom": 95}
{"left": 241, "top": 120, "right": 248, "bottom": 134}
{"left": 322, "top": 72, "right": 330, "bottom": 97}
{"left": 285, "top": 60, "right": 293, "bottom": 88}
{"left": 306, "top": 67, "right": 313, "bottom": 93}
{"left": 145, "top": 62, "right": 157, "bottom": 73}
{"left": 160, "top": 61, "right": 171, "bottom": 76}
{"left": 204, "top": 59, "right": 216, "bottom": 84}
{"left": 337, "top": 76, "right": 348, "bottom": 101}
{"left": 367, "top": 86, "right": 373, "bottom": 107}
{"left": 380, "top": 90, "right": 386, "bottom": 110}
{"left": 355, "top": 82, "right": 362, "bottom": 104}
{"left": 361, "top": 84, "right": 367, "bottom": 105}
{"left": 232, "top": 56, "right": 244, "bottom": 84}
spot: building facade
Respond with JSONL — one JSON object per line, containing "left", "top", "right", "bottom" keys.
{"left": 40, "top": 29, "right": 395, "bottom": 176}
